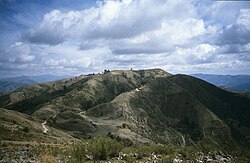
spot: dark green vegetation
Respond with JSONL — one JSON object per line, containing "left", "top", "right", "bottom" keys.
{"left": 0, "top": 69, "right": 250, "bottom": 162}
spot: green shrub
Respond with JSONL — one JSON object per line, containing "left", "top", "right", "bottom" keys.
{"left": 88, "top": 136, "right": 124, "bottom": 160}
{"left": 124, "top": 155, "right": 136, "bottom": 163}
{"left": 151, "top": 145, "right": 177, "bottom": 155}
{"left": 122, "top": 146, "right": 137, "bottom": 155}
{"left": 158, "top": 156, "right": 174, "bottom": 163}
{"left": 70, "top": 140, "right": 88, "bottom": 162}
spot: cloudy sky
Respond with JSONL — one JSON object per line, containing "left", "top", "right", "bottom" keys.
{"left": 0, "top": 0, "right": 250, "bottom": 77}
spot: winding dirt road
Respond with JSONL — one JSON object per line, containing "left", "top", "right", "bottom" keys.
{"left": 42, "top": 121, "right": 48, "bottom": 133}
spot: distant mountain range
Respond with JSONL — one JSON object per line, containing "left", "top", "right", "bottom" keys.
{"left": 191, "top": 74, "right": 250, "bottom": 92}
{"left": 0, "top": 75, "right": 72, "bottom": 94}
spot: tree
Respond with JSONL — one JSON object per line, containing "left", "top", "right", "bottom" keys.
{"left": 104, "top": 69, "right": 110, "bottom": 74}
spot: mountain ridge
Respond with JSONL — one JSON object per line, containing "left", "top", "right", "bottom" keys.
{"left": 0, "top": 69, "right": 249, "bottom": 148}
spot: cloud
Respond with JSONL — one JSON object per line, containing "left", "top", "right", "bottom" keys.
{"left": 23, "top": 0, "right": 199, "bottom": 46}
{"left": 110, "top": 18, "right": 206, "bottom": 54}
{"left": 22, "top": 10, "right": 66, "bottom": 45}
{"left": 1, "top": 42, "right": 36, "bottom": 63}
{"left": 44, "top": 58, "right": 92, "bottom": 68}
{"left": 237, "top": 9, "right": 250, "bottom": 30}
{"left": 173, "top": 44, "right": 218, "bottom": 64}
{"left": 217, "top": 9, "right": 250, "bottom": 45}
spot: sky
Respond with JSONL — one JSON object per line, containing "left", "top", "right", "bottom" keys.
{"left": 0, "top": 0, "right": 250, "bottom": 78}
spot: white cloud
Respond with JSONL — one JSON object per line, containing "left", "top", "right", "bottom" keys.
{"left": 174, "top": 44, "right": 218, "bottom": 64}
{"left": 23, "top": 0, "right": 199, "bottom": 45}
{"left": 107, "top": 18, "right": 206, "bottom": 54}
{"left": 4, "top": 42, "right": 36, "bottom": 63}
{"left": 44, "top": 58, "right": 92, "bottom": 68}
{"left": 236, "top": 9, "right": 250, "bottom": 30}
{"left": 217, "top": 9, "right": 250, "bottom": 45}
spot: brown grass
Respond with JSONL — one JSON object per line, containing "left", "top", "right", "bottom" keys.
{"left": 38, "top": 153, "right": 56, "bottom": 163}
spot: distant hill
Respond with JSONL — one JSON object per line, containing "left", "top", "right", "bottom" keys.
{"left": 0, "top": 75, "right": 71, "bottom": 94}
{"left": 191, "top": 74, "right": 250, "bottom": 92}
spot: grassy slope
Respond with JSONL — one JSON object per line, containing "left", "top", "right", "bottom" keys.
{"left": 0, "top": 108, "right": 74, "bottom": 143}
{"left": 168, "top": 75, "right": 250, "bottom": 142}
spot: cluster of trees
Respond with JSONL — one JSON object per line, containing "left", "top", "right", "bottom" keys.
{"left": 103, "top": 69, "right": 111, "bottom": 74}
